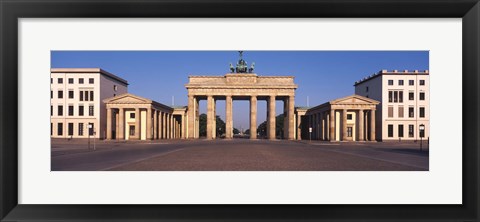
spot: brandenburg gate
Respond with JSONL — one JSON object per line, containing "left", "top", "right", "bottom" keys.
{"left": 185, "top": 52, "right": 298, "bottom": 140}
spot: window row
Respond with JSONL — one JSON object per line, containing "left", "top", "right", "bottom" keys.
{"left": 51, "top": 78, "right": 94, "bottom": 84}
{"left": 388, "top": 91, "right": 426, "bottom": 103}
{"left": 387, "top": 106, "right": 426, "bottom": 118}
{"left": 387, "top": 79, "right": 426, "bottom": 86}
{"left": 50, "top": 90, "right": 94, "bottom": 101}
{"left": 52, "top": 122, "right": 95, "bottom": 136}
{"left": 51, "top": 105, "right": 94, "bottom": 116}
{"left": 387, "top": 124, "right": 426, "bottom": 138}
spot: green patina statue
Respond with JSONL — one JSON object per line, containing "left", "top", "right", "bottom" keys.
{"left": 230, "top": 51, "right": 255, "bottom": 73}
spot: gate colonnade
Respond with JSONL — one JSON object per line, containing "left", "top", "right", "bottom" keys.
{"left": 185, "top": 73, "right": 298, "bottom": 140}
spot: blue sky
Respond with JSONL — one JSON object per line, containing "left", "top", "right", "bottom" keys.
{"left": 51, "top": 51, "right": 428, "bottom": 130}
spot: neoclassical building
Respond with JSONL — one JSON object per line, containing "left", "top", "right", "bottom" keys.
{"left": 50, "top": 68, "right": 128, "bottom": 139}
{"left": 354, "top": 70, "right": 430, "bottom": 141}
{"left": 103, "top": 93, "right": 186, "bottom": 140}
{"left": 185, "top": 52, "right": 298, "bottom": 140}
{"left": 296, "top": 95, "right": 380, "bottom": 141}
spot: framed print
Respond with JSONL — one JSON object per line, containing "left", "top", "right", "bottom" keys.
{"left": 1, "top": 0, "right": 479, "bottom": 221}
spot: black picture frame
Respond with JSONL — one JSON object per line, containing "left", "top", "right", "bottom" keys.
{"left": 1, "top": 0, "right": 479, "bottom": 221}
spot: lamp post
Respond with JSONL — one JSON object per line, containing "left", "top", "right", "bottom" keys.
{"left": 419, "top": 124, "right": 425, "bottom": 151}
{"left": 87, "top": 124, "right": 92, "bottom": 150}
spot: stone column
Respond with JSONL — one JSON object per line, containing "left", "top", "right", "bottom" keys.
{"left": 370, "top": 109, "right": 376, "bottom": 141}
{"left": 226, "top": 95, "right": 233, "bottom": 139}
{"left": 106, "top": 107, "right": 112, "bottom": 139}
{"left": 250, "top": 96, "right": 257, "bottom": 139}
{"left": 170, "top": 114, "right": 174, "bottom": 139}
{"left": 115, "top": 111, "right": 119, "bottom": 139}
{"left": 162, "top": 112, "right": 166, "bottom": 139}
{"left": 118, "top": 108, "right": 124, "bottom": 140}
{"left": 187, "top": 95, "right": 195, "bottom": 139}
{"left": 147, "top": 107, "right": 152, "bottom": 140}
{"left": 283, "top": 99, "right": 288, "bottom": 139}
{"left": 358, "top": 109, "right": 364, "bottom": 141}
{"left": 154, "top": 110, "right": 158, "bottom": 139}
{"left": 329, "top": 109, "right": 335, "bottom": 141}
{"left": 288, "top": 96, "right": 295, "bottom": 140}
{"left": 325, "top": 112, "right": 328, "bottom": 140}
{"left": 342, "top": 109, "right": 348, "bottom": 141}
{"left": 134, "top": 108, "right": 140, "bottom": 140}
{"left": 268, "top": 95, "right": 276, "bottom": 140}
{"left": 181, "top": 112, "right": 185, "bottom": 139}
{"left": 296, "top": 113, "right": 302, "bottom": 140}
{"left": 207, "top": 96, "right": 214, "bottom": 139}
{"left": 212, "top": 99, "right": 216, "bottom": 139}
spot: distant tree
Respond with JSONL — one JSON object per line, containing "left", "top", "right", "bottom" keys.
{"left": 233, "top": 128, "right": 240, "bottom": 134}
{"left": 257, "top": 114, "right": 285, "bottom": 138}
{"left": 199, "top": 113, "right": 226, "bottom": 138}
{"left": 244, "top": 129, "right": 250, "bottom": 135}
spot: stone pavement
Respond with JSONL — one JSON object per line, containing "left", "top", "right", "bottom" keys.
{"left": 51, "top": 139, "right": 428, "bottom": 171}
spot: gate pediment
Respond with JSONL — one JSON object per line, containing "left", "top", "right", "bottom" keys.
{"left": 103, "top": 93, "right": 151, "bottom": 104}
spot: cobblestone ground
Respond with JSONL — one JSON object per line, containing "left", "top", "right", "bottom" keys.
{"left": 51, "top": 139, "right": 428, "bottom": 171}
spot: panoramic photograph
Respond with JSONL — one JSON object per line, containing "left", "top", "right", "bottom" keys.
{"left": 50, "top": 51, "right": 429, "bottom": 171}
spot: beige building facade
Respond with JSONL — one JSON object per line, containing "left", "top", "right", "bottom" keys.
{"left": 50, "top": 68, "right": 128, "bottom": 139}
{"left": 104, "top": 93, "right": 186, "bottom": 140}
{"left": 354, "top": 70, "right": 430, "bottom": 141}
{"left": 297, "top": 95, "right": 379, "bottom": 141}
{"left": 185, "top": 73, "right": 298, "bottom": 140}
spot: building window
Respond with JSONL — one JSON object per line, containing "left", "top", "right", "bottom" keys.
{"left": 347, "top": 114, "right": 352, "bottom": 120}
{"left": 420, "top": 125, "right": 425, "bottom": 137}
{"left": 398, "top": 124, "right": 404, "bottom": 138}
{"left": 114, "top": 85, "right": 118, "bottom": 91}
{"left": 420, "top": 80, "right": 425, "bottom": 85}
{"left": 85, "top": 91, "right": 89, "bottom": 101}
{"left": 68, "top": 105, "right": 74, "bottom": 116}
{"left": 68, "top": 123, "right": 74, "bottom": 136}
{"left": 398, "top": 106, "right": 404, "bottom": 118}
{"left": 79, "top": 78, "right": 84, "bottom": 84}
{"left": 388, "top": 106, "right": 394, "bottom": 118}
{"left": 68, "top": 90, "right": 74, "bottom": 99}
{"left": 78, "top": 123, "right": 84, "bottom": 136}
{"left": 129, "top": 126, "right": 135, "bottom": 136}
{"left": 388, "top": 125, "right": 393, "bottom": 137}
{"left": 409, "top": 107, "right": 414, "bottom": 118}
{"left": 51, "top": 123, "right": 53, "bottom": 136}
{"left": 130, "top": 113, "right": 135, "bottom": 119}
{"left": 90, "top": 91, "right": 94, "bottom": 101}
{"left": 398, "top": 80, "right": 404, "bottom": 85}
{"left": 58, "top": 78, "right": 63, "bottom": 84}
{"left": 388, "top": 80, "right": 393, "bottom": 85}
{"left": 419, "top": 92, "right": 425, "bottom": 100}
{"left": 79, "top": 105, "right": 84, "bottom": 116}
{"left": 409, "top": 80, "right": 414, "bottom": 85}
{"left": 89, "top": 105, "right": 94, "bottom": 116}
{"left": 68, "top": 78, "right": 74, "bottom": 84}
{"left": 58, "top": 90, "right": 63, "bottom": 99}
{"left": 409, "top": 125, "right": 414, "bottom": 137}
{"left": 80, "top": 91, "right": 84, "bottom": 101}
{"left": 366, "top": 86, "right": 369, "bottom": 92}
{"left": 51, "top": 105, "right": 53, "bottom": 116}
{"left": 57, "top": 123, "right": 63, "bottom": 136}
{"left": 347, "top": 127, "right": 353, "bottom": 137}
{"left": 394, "top": 91, "right": 398, "bottom": 102}
{"left": 89, "top": 123, "right": 94, "bottom": 136}
{"left": 51, "top": 90, "right": 53, "bottom": 99}
{"left": 409, "top": 92, "right": 414, "bottom": 100}
{"left": 388, "top": 91, "right": 393, "bottom": 102}
{"left": 58, "top": 105, "right": 63, "bottom": 116}
{"left": 89, "top": 78, "right": 94, "bottom": 84}
{"left": 419, "top": 107, "right": 425, "bottom": 118}
{"left": 399, "top": 91, "right": 403, "bottom": 103}
{"left": 51, "top": 78, "right": 53, "bottom": 84}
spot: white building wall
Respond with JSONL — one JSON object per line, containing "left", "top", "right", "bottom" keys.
{"left": 50, "top": 69, "right": 128, "bottom": 139}
{"left": 355, "top": 70, "right": 429, "bottom": 141}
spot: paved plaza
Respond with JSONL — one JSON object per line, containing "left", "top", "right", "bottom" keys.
{"left": 51, "top": 139, "right": 429, "bottom": 171}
